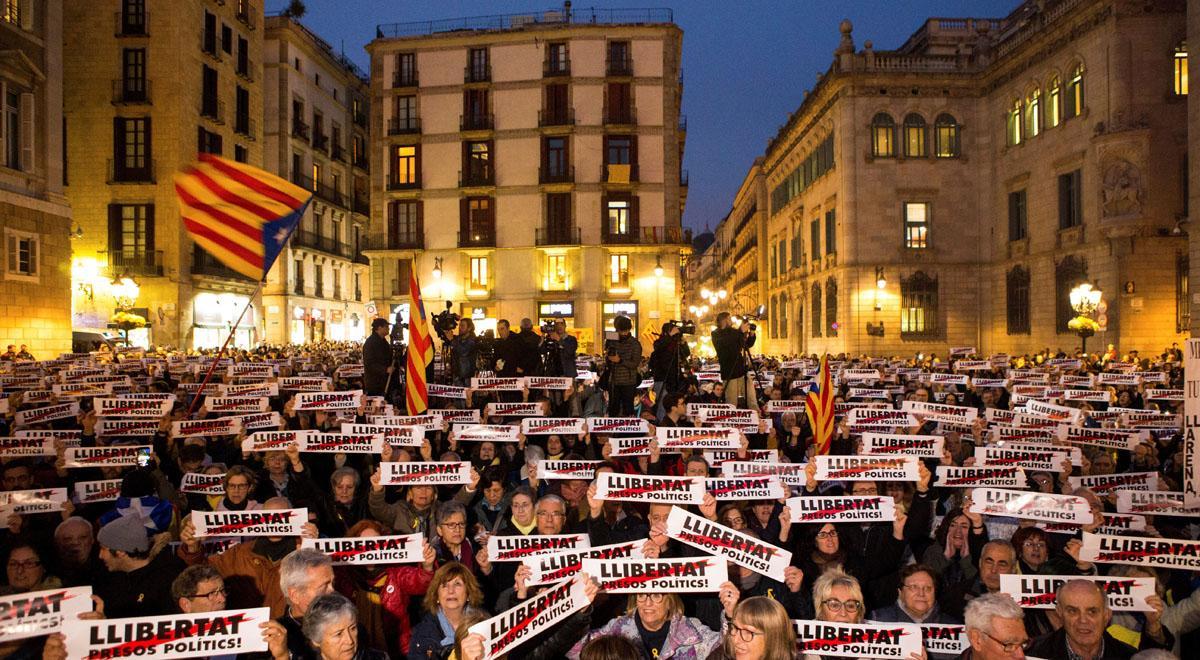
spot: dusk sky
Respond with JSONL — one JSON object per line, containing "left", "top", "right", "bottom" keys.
{"left": 283, "top": 0, "right": 1019, "bottom": 232}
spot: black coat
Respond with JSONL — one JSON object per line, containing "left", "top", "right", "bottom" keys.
{"left": 363, "top": 332, "right": 393, "bottom": 394}
{"left": 711, "top": 327, "right": 753, "bottom": 380}
{"left": 1024, "top": 627, "right": 1172, "bottom": 660}
{"left": 493, "top": 333, "right": 523, "bottom": 377}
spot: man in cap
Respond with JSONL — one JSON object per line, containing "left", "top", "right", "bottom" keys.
{"left": 93, "top": 514, "right": 185, "bottom": 617}
{"left": 363, "top": 317, "right": 394, "bottom": 396}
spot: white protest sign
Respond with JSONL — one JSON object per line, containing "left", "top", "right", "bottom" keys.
{"left": 1025, "top": 398, "right": 1083, "bottom": 424}
{"left": 73, "top": 479, "right": 123, "bottom": 504}
{"left": 484, "top": 402, "right": 544, "bottom": 418}
{"left": 302, "top": 533, "right": 424, "bottom": 565}
{"left": 297, "top": 433, "right": 384, "bottom": 454}
{"left": 241, "top": 430, "right": 312, "bottom": 452}
{"left": 468, "top": 577, "right": 588, "bottom": 660}
{"left": 1069, "top": 472, "right": 1159, "bottom": 494}
{"left": 666, "top": 506, "right": 790, "bottom": 581}
{"left": 521, "top": 417, "right": 585, "bottom": 435}
{"left": 706, "top": 476, "right": 786, "bottom": 500}
{"left": 655, "top": 426, "right": 740, "bottom": 450}
{"left": 343, "top": 424, "right": 422, "bottom": 448}
{"left": 921, "top": 624, "right": 969, "bottom": 657}
{"left": 204, "top": 396, "right": 269, "bottom": 414}
{"left": 686, "top": 402, "right": 734, "bottom": 419}
{"left": 524, "top": 376, "right": 573, "bottom": 390}
{"left": 233, "top": 412, "right": 283, "bottom": 432}
{"left": 62, "top": 446, "right": 148, "bottom": 468}
{"left": 470, "top": 377, "right": 525, "bottom": 391}
{"left": 95, "top": 419, "right": 160, "bottom": 437}
{"left": 814, "top": 455, "right": 919, "bottom": 481}
{"left": 523, "top": 540, "right": 645, "bottom": 586}
{"left": 451, "top": 424, "right": 520, "bottom": 443}
{"left": 379, "top": 461, "right": 471, "bottom": 486}
{"left": 594, "top": 472, "right": 704, "bottom": 505}
{"left": 992, "top": 425, "right": 1057, "bottom": 443}
{"left": 179, "top": 473, "right": 225, "bottom": 496}
{"left": 583, "top": 556, "right": 727, "bottom": 593}
{"left": 861, "top": 434, "right": 943, "bottom": 458}
{"left": 969, "top": 488, "right": 1094, "bottom": 525}
{"left": 486, "top": 534, "right": 591, "bottom": 562}
{"left": 793, "top": 620, "right": 922, "bottom": 659}
{"left": 294, "top": 390, "right": 362, "bottom": 411}
{"left": 172, "top": 417, "right": 243, "bottom": 438}
{"left": 279, "top": 377, "right": 332, "bottom": 392}
{"left": 1059, "top": 426, "right": 1147, "bottom": 452}
{"left": 766, "top": 400, "right": 807, "bottom": 413}
{"left": 190, "top": 509, "right": 308, "bottom": 537}
{"left": 219, "top": 382, "right": 279, "bottom": 398}
{"left": 534, "top": 460, "right": 601, "bottom": 480}
{"left": 703, "top": 449, "right": 778, "bottom": 468}
{"left": 607, "top": 436, "right": 656, "bottom": 457}
{"left": 1080, "top": 532, "right": 1200, "bottom": 570}
{"left": 787, "top": 496, "right": 896, "bottom": 523}
{"left": 698, "top": 408, "right": 759, "bottom": 426}
{"left": 226, "top": 363, "right": 274, "bottom": 378}
{"left": 427, "top": 384, "right": 468, "bottom": 399}
{"left": 0, "top": 488, "right": 68, "bottom": 515}
{"left": 62, "top": 607, "right": 271, "bottom": 659}
{"left": 999, "top": 574, "right": 1156, "bottom": 612}
{"left": 430, "top": 408, "right": 481, "bottom": 425}
{"left": 975, "top": 446, "right": 1069, "bottom": 472}
{"left": 0, "top": 585, "right": 92, "bottom": 643}
{"left": 15, "top": 402, "right": 80, "bottom": 426}
{"left": 1182, "top": 337, "right": 1199, "bottom": 508}
{"left": 369, "top": 414, "right": 442, "bottom": 431}
{"left": 900, "top": 400, "right": 978, "bottom": 425}
{"left": 94, "top": 398, "right": 171, "bottom": 417}
{"left": 586, "top": 417, "right": 650, "bottom": 434}
{"left": 0, "top": 436, "right": 54, "bottom": 458}
{"left": 846, "top": 408, "right": 918, "bottom": 429}
{"left": 1115, "top": 490, "right": 1200, "bottom": 517}
{"left": 720, "top": 461, "right": 808, "bottom": 486}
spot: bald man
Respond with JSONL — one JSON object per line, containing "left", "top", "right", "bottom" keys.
{"left": 1025, "top": 579, "right": 1171, "bottom": 659}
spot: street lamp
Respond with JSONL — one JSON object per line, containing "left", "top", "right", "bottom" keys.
{"left": 875, "top": 267, "right": 887, "bottom": 289}
{"left": 654, "top": 256, "right": 664, "bottom": 278}
{"left": 432, "top": 257, "right": 443, "bottom": 280}
{"left": 1069, "top": 282, "right": 1103, "bottom": 356}
{"left": 111, "top": 273, "right": 140, "bottom": 311}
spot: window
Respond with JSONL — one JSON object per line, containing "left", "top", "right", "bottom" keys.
{"left": 871, "top": 113, "right": 895, "bottom": 158}
{"left": 461, "top": 197, "right": 494, "bottom": 246}
{"left": 1025, "top": 88, "right": 1041, "bottom": 138}
{"left": 5, "top": 229, "right": 37, "bottom": 279}
{"left": 778, "top": 239, "right": 787, "bottom": 275}
{"left": 463, "top": 140, "right": 491, "bottom": 184}
{"left": 1007, "top": 189, "right": 1028, "bottom": 241}
{"left": 311, "top": 162, "right": 321, "bottom": 191}
{"left": 605, "top": 136, "right": 632, "bottom": 165}
{"left": 903, "top": 202, "right": 929, "bottom": 249}
{"left": 602, "top": 301, "right": 638, "bottom": 332}
{"left": 810, "top": 218, "right": 820, "bottom": 261}
{"left": 395, "top": 53, "right": 417, "bottom": 87}
{"left": 903, "top": 114, "right": 926, "bottom": 158}
{"left": 1058, "top": 169, "right": 1082, "bottom": 229}
{"left": 825, "top": 279, "right": 838, "bottom": 337}
{"left": 779, "top": 295, "right": 789, "bottom": 339}
{"left": 235, "top": 86, "right": 250, "bottom": 135}
{"left": 1178, "top": 254, "right": 1190, "bottom": 332}
{"left": 547, "top": 42, "right": 569, "bottom": 75}
{"left": 393, "top": 258, "right": 411, "bottom": 295}
{"left": 221, "top": 24, "right": 232, "bottom": 54}
{"left": 900, "top": 271, "right": 939, "bottom": 338}
{"left": 470, "top": 257, "right": 489, "bottom": 289}
{"left": 770, "top": 133, "right": 835, "bottom": 212}
{"left": 1007, "top": 99, "right": 1022, "bottom": 146}
{"left": 544, "top": 84, "right": 569, "bottom": 124}
{"left": 389, "top": 145, "right": 418, "bottom": 187}
{"left": 1176, "top": 42, "right": 1189, "bottom": 95}
{"left": 1066, "top": 63, "right": 1084, "bottom": 118}
{"left": 607, "top": 199, "right": 630, "bottom": 236}
{"left": 810, "top": 283, "right": 822, "bottom": 337}
{"left": 546, "top": 193, "right": 572, "bottom": 241}
{"left": 1055, "top": 256, "right": 1088, "bottom": 332}
{"left": 467, "top": 48, "right": 489, "bottom": 82}
{"left": 113, "top": 117, "right": 151, "bottom": 180}
{"left": 202, "top": 65, "right": 218, "bottom": 118}
{"left": 1047, "top": 76, "right": 1062, "bottom": 127}
{"left": 314, "top": 263, "right": 324, "bottom": 296}
{"left": 544, "top": 137, "right": 568, "bottom": 180}
{"left": 203, "top": 11, "right": 216, "bottom": 55}
{"left": 546, "top": 254, "right": 568, "bottom": 290}
{"left": 934, "top": 114, "right": 959, "bottom": 158}
{"left": 108, "top": 203, "right": 153, "bottom": 263}
{"left": 234, "top": 144, "right": 247, "bottom": 163}
{"left": 607, "top": 41, "right": 631, "bottom": 75}
{"left": 4, "top": 89, "right": 19, "bottom": 169}
{"left": 237, "top": 37, "right": 250, "bottom": 77}
{"left": 610, "top": 254, "right": 629, "bottom": 287}
{"left": 120, "top": 0, "right": 146, "bottom": 35}
{"left": 197, "top": 127, "right": 222, "bottom": 155}
{"left": 770, "top": 296, "right": 779, "bottom": 337}
{"left": 463, "top": 89, "right": 489, "bottom": 128}
{"left": 825, "top": 209, "right": 836, "bottom": 254}
{"left": 1006, "top": 266, "right": 1030, "bottom": 335}
{"left": 122, "top": 48, "right": 147, "bottom": 101}
{"left": 606, "top": 82, "right": 633, "bottom": 124}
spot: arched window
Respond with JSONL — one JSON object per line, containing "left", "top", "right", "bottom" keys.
{"left": 1025, "top": 88, "right": 1041, "bottom": 138}
{"left": 1066, "top": 62, "right": 1084, "bottom": 119}
{"left": 1055, "top": 255, "right": 1088, "bottom": 332}
{"left": 825, "top": 278, "right": 838, "bottom": 338}
{"left": 903, "top": 113, "right": 927, "bottom": 158}
{"left": 900, "top": 271, "right": 939, "bottom": 338}
{"left": 1006, "top": 99, "right": 1023, "bottom": 146}
{"left": 1047, "top": 76, "right": 1062, "bottom": 127}
{"left": 779, "top": 294, "right": 789, "bottom": 339}
{"left": 811, "top": 283, "right": 822, "bottom": 338}
{"left": 1175, "top": 41, "right": 1188, "bottom": 96}
{"left": 871, "top": 113, "right": 895, "bottom": 158}
{"left": 934, "top": 113, "right": 960, "bottom": 158}
{"left": 1006, "top": 266, "right": 1031, "bottom": 335}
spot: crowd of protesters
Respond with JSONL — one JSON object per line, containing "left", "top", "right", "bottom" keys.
{"left": 0, "top": 315, "right": 1196, "bottom": 660}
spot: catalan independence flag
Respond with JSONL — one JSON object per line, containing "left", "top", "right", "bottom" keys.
{"left": 405, "top": 272, "right": 434, "bottom": 415}
{"left": 174, "top": 154, "right": 312, "bottom": 281}
{"left": 805, "top": 355, "right": 836, "bottom": 455}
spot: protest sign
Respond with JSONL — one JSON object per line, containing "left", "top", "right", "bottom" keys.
{"left": 450, "top": 424, "right": 520, "bottom": 443}
{"left": 814, "top": 455, "right": 920, "bottom": 482}
{"left": 15, "top": 402, "right": 80, "bottom": 426}
{"left": 73, "top": 479, "right": 123, "bottom": 504}
{"left": 535, "top": 460, "right": 602, "bottom": 480}
{"left": 379, "top": 461, "right": 472, "bottom": 486}
{"left": 1185, "top": 342, "right": 1200, "bottom": 508}
{"left": 793, "top": 620, "right": 922, "bottom": 659}
{"left": 179, "top": 473, "right": 225, "bottom": 496}
{"left": 607, "top": 436, "right": 655, "bottom": 457}
{"left": 845, "top": 408, "right": 918, "bottom": 429}
{"left": 94, "top": 397, "right": 171, "bottom": 417}
{"left": 666, "top": 506, "right": 790, "bottom": 581}
{"left": 204, "top": 396, "right": 269, "bottom": 414}
{"left": 1123, "top": 412, "right": 1181, "bottom": 429}
{"left": 241, "top": 430, "right": 312, "bottom": 452}
{"left": 470, "top": 377, "right": 525, "bottom": 391}
{"left": 686, "top": 402, "right": 735, "bottom": 419}
{"left": 1145, "top": 389, "right": 1184, "bottom": 402}
{"left": 1115, "top": 490, "right": 1200, "bottom": 517}
{"left": 302, "top": 533, "right": 424, "bottom": 565}
{"left": 486, "top": 534, "right": 591, "bottom": 562}
{"left": 1080, "top": 532, "right": 1200, "bottom": 570}
{"left": 227, "top": 363, "right": 274, "bottom": 378}
{"left": 969, "top": 488, "right": 1094, "bottom": 525}
{"left": 586, "top": 417, "right": 650, "bottom": 434}
{"left": 1025, "top": 398, "right": 1083, "bottom": 424}
{"left": 95, "top": 419, "right": 161, "bottom": 437}
{"left": 468, "top": 577, "right": 588, "bottom": 660}
{"left": 971, "top": 378, "right": 1010, "bottom": 389}
{"left": 1059, "top": 426, "right": 1147, "bottom": 452}
{"left": 1062, "top": 389, "right": 1111, "bottom": 403}
{"left": 232, "top": 412, "right": 282, "bottom": 432}
{"left": 698, "top": 408, "right": 759, "bottom": 426}
{"left": 900, "top": 400, "right": 978, "bottom": 425}
{"left": 975, "top": 446, "right": 1070, "bottom": 472}
{"left": 62, "top": 607, "right": 271, "bottom": 660}
{"left": 219, "top": 382, "right": 279, "bottom": 398}
{"left": 655, "top": 426, "right": 740, "bottom": 450}
{"left": 0, "top": 488, "right": 68, "bottom": 515}
{"left": 484, "top": 402, "right": 545, "bottom": 418}
{"left": 523, "top": 540, "right": 645, "bottom": 586}
{"left": 582, "top": 556, "right": 727, "bottom": 593}
{"left": 999, "top": 574, "right": 1155, "bottom": 612}
{"left": 860, "top": 434, "right": 943, "bottom": 458}
{"left": 296, "top": 433, "right": 384, "bottom": 454}
{"left": 430, "top": 408, "right": 481, "bottom": 425}
{"left": 62, "top": 446, "right": 148, "bottom": 468}
{"left": 706, "top": 476, "right": 786, "bottom": 500}
{"left": 427, "top": 384, "right": 468, "bottom": 399}
{"left": 1069, "top": 472, "right": 1159, "bottom": 494}
{"left": 279, "top": 377, "right": 331, "bottom": 392}
{"left": 921, "top": 624, "right": 969, "bottom": 657}
{"left": 191, "top": 509, "right": 308, "bottom": 537}
{"left": 343, "top": 424, "right": 422, "bottom": 447}
{"left": 370, "top": 414, "right": 442, "bottom": 432}
{"left": 841, "top": 368, "right": 881, "bottom": 382}
{"left": 786, "top": 496, "right": 897, "bottom": 523}
{"left": 524, "top": 376, "right": 573, "bottom": 390}
{"left": 0, "top": 585, "right": 92, "bottom": 643}
{"left": 993, "top": 441, "right": 1083, "bottom": 467}
{"left": 703, "top": 449, "right": 778, "bottom": 468}
{"left": 521, "top": 417, "right": 585, "bottom": 435}
{"left": 51, "top": 383, "right": 112, "bottom": 398}
{"left": 294, "top": 390, "right": 362, "bottom": 411}
{"left": 992, "top": 426, "right": 1057, "bottom": 443}
{"left": 594, "top": 472, "right": 704, "bottom": 505}
{"left": 720, "top": 461, "right": 808, "bottom": 487}
{"left": 929, "top": 373, "right": 969, "bottom": 386}
{"left": 172, "top": 416, "right": 242, "bottom": 438}
{"left": 0, "top": 436, "right": 54, "bottom": 458}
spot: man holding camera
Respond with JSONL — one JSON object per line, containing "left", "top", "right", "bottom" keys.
{"left": 363, "top": 317, "right": 394, "bottom": 396}
{"left": 711, "top": 311, "right": 757, "bottom": 409}
{"left": 649, "top": 321, "right": 690, "bottom": 418}
{"left": 604, "top": 315, "right": 642, "bottom": 416}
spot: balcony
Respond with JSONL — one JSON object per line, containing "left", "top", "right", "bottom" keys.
{"left": 387, "top": 176, "right": 421, "bottom": 191}
{"left": 235, "top": 115, "right": 255, "bottom": 139}
{"left": 460, "top": 113, "right": 494, "bottom": 131}
{"left": 194, "top": 247, "right": 254, "bottom": 281}
{"left": 353, "top": 154, "right": 369, "bottom": 171}
{"left": 392, "top": 71, "right": 418, "bottom": 88}
{"left": 331, "top": 144, "right": 347, "bottom": 162}
{"left": 112, "top": 79, "right": 151, "bottom": 105}
{"left": 538, "top": 108, "right": 575, "bottom": 127}
{"left": 312, "top": 132, "right": 329, "bottom": 153}
{"left": 536, "top": 226, "right": 580, "bottom": 246}
{"left": 352, "top": 194, "right": 370, "bottom": 216}
{"left": 314, "top": 181, "right": 346, "bottom": 208}
{"left": 235, "top": 1, "right": 256, "bottom": 30}
{"left": 236, "top": 57, "right": 253, "bottom": 82}
{"left": 201, "top": 99, "right": 225, "bottom": 124}
{"left": 115, "top": 11, "right": 148, "bottom": 37}
{"left": 388, "top": 231, "right": 424, "bottom": 250}
{"left": 387, "top": 117, "right": 420, "bottom": 135}
{"left": 458, "top": 230, "right": 496, "bottom": 248}
{"left": 293, "top": 230, "right": 352, "bottom": 259}
{"left": 601, "top": 163, "right": 639, "bottom": 183}
{"left": 464, "top": 64, "right": 491, "bottom": 83}
{"left": 378, "top": 9, "right": 672, "bottom": 37}
{"left": 607, "top": 56, "right": 633, "bottom": 77}
{"left": 107, "top": 159, "right": 156, "bottom": 184}
{"left": 108, "top": 250, "right": 163, "bottom": 278}
{"left": 333, "top": 286, "right": 342, "bottom": 300}
{"left": 539, "top": 165, "right": 575, "bottom": 184}
{"left": 459, "top": 167, "right": 495, "bottom": 187}
{"left": 544, "top": 58, "right": 571, "bottom": 77}
{"left": 291, "top": 119, "right": 309, "bottom": 140}
{"left": 602, "top": 225, "right": 691, "bottom": 246}
{"left": 604, "top": 106, "right": 637, "bottom": 126}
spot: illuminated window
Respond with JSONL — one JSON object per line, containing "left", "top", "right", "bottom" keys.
{"left": 546, "top": 254, "right": 568, "bottom": 290}
{"left": 609, "top": 254, "right": 629, "bottom": 287}
{"left": 1066, "top": 63, "right": 1084, "bottom": 119}
{"left": 901, "top": 271, "right": 938, "bottom": 338}
{"left": 903, "top": 202, "right": 929, "bottom": 249}
{"left": 903, "top": 114, "right": 926, "bottom": 158}
{"left": 608, "top": 200, "right": 629, "bottom": 236}
{"left": 310, "top": 162, "right": 321, "bottom": 191}
{"left": 871, "top": 113, "right": 895, "bottom": 158}
{"left": 1175, "top": 42, "right": 1188, "bottom": 95}
{"left": 390, "top": 145, "right": 418, "bottom": 186}
{"left": 934, "top": 114, "right": 959, "bottom": 158}
{"left": 1007, "top": 99, "right": 1022, "bottom": 146}
{"left": 1025, "top": 88, "right": 1041, "bottom": 138}
{"left": 470, "top": 257, "right": 489, "bottom": 288}
{"left": 1047, "top": 77, "right": 1061, "bottom": 127}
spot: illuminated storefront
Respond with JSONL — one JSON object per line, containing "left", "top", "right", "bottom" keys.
{"left": 193, "top": 292, "right": 257, "bottom": 350}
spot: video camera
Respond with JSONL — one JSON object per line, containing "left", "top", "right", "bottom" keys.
{"left": 739, "top": 305, "right": 768, "bottom": 333}
{"left": 431, "top": 301, "right": 459, "bottom": 343}
{"left": 666, "top": 319, "right": 696, "bottom": 335}
{"left": 540, "top": 319, "right": 558, "bottom": 335}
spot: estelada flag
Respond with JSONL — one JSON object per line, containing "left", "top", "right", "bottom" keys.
{"left": 405, "top": 272, "right": 434, "bottom": 415}
{"left": 805, "top": 355, "right": 835, "bottom": 455}
{"left": 174, "top": 154, "right": 312, "bottom": 280}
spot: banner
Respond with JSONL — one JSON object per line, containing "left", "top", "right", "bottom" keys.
{"left": 586, "top": 417, "right": 650, "bottom": 434}
{"left": 608, "top": 436, "right": 655, "bottom": 457}
{"left": 999, "top": 574, "right": 1155, "bottom": 612}
{"left": 1025, "top": 398, "right": 1083, "bottom": 424}
{"left": 219, "top": 382, "right": 279, "bottom": 398}
{"left": 786, "top": 496, "right": 896, "bottom": 523}
{"left": 975, "top": 446, "right": 1069, "bottom": 472}
{"left": 720, "top": 461, "right": 808, "bottom": 487}
{"left": 1060, "top": 426, "right": 1146, "bottom": 452}
{"left": 484, "top": 402, "right": 545, "bottom": 418}
{"left": 95, "top": 419, "right": 160, "bottom": 437}
{"left": 73, "top": 479, "right": 123, "bottom": 504}
{"left": 204, "top": 396, "right": 269, "bottom": 413}
{"left": 666, "top": 506, "right": 791, "bottom": 581}
{"left": 337, "top": 424, "right": 418, "bottom": 448}
{"left": 241, "top": 430, "right": 312, "bottom": 452}
{"left": 191, "top": 509, "right": 307, "bottom": 537}
{"left": 179, "top": 473, "right": 225, "bottom": 496}
{"left": 450, "top": 424, "right": 520, "bottom": 443}
{"left": 524, "top": 376, "right": 573, "bottom": 390}
{"left": 993, "top": 440, "right": 1082, "bottom": 467}
{"left": 594, "top": 472, "right": 704, "bottom": 505}
{"left": 486, "top": 534, "right": 590, "bottom": 562}
{"left": 470, "top": 377, "right": 525, "bottom": 391}
{"left": 992, "top": 426, "right": 1057, "bottom": 443}
{"left": 425, "top": 384, "right": 467, "bottom": 400}
{"left": 860, "top": 433, "right": 943, "bottom": 458}
{"left": 279, "top": 377, "right": 332, "bottom": 392}
{"left": 521, "top": 417, "right": 585, "bottom": 435}
{"left": 468, "top": 577, "right": 588, "bottom": 660}
{"left": 524, "top": 540, "right": 645, "bottom": 586}
{"left": 0, "top": 488, "right": 68, "bottom": 515}
{"left": 294, "top": 390, "right": 362, "bottom": 411}
{"left": 370, "top": 414, "right": 442, "bottom": 431}
{"left": 302, "top": 533, "right": 423, "bottom": 565}
{"left": 15, "top": 402, "right": 80, "bottom": 426}
{"left": 703, "top": 449, "right": 777, "bottom": 468}
{"left": 534, "top": 460, "right": 601, "bottom": 481}
{"left": 706, "top": 476, "right": 786, "bottom": 500}
{"left": 686, "top": 402, "right": 735, "bottom": 419}
{"left": 63, "top": 446, "right": 149, "bottom": 468}
{"left": 172, "top": 417, "right": 242, "bottom": 438}
{"left": 227, "top": 363, "right": 274, "bottom": 378}
{"left": 582, "top": 556, "right": 727, "bottom": 593}
{"left": 814, "top": 455, "right": 919, "bottom": 482}
{"left": 766, "top": 400, "right": 806, "bottom": 413}
{"left": 233, "top": 412, "right": 283, "bottom": 432}
{"left": 921, "top": 624, "right": 968, "bottom": 657}
{"left": 297, "top": 433, "right": 384, "bottom": 454}
{"left": 62, "top": 607, "right": 271, "bottom": 659}
{"left": 655, "top": 426, "right": 739, "bottom": 450}
{"left": 969, "top": 488, "right": 1094, "bottom": 525}
{"left": 379, "top": 461, "right": 471, "bottom": 486}
{"left": 1081, "top": 532, "right": 1200, "bottom": 569}
{"left": 793, "top": 620, "right": 922, "bottom": 659}
{"left": 698, "top": 408, "right": 759, "bottom": 426}
{"left": 95, "top": 397, "right": 171, "bottom": 417}
{"left": 0, "top": 585, "right": 92, "bottom": 643}
{"left": 0, "top": 436, "right": 54, "bottom": 458}
{"left": 900, "top": 400, "right": 978, "bottom": 425}
{"left": 1069, "top": 472, "right": 1159, "bottom": 494}
{"left": 1115, "top": 490, "right": 1200, "bottom": 517}
{"left": 846, "top": 408, "right": 918, "bottom": 429}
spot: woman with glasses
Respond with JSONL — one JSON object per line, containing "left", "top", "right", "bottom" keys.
{"left": 719, "top": 504, "right": 748, "bottom": 531}
{"left": 567, "top": 592, "right": 722, "bottom": 659}
{"left": 1, "top": 541, "right": 60, "bottom": 596}
{"left": 708, "top": 596, "right": 796, "bottom": 660}
{"left": 1009, "top": 526, "right": 1050, "bottom": 574}
{"left": 408, "top": 562, "right": 485, "bottom": 660}
{"left": 432, "top": 502, "right": 475, "bottom": 571}
{"left": 806, "top": 571, "right": 927, "bottom": 660}
{"left": 219, "top": 465, "right": 261, "bottom": 512}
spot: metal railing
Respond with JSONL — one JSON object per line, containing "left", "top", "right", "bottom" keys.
{"left": 235, "top": 115, "right": 255, "bottom": 138}
{"left": 465, "top": 64, "right": 491, "bottom": 83}
{"left": 293, "top": 230, "right": 353, "bottom": 258}
{"left": 293, "top": 279, "right": 305, "bottom": 295}
{"left": 236, "top": 0, "right": 256, "bottom": 30}
{"left": 460, "top": 113, "right": 494, "bottom": 131}
{"left": 353, "top": 154, "right": 369, "bottom": 171}
{"left": 538, "top": 108, "right": 575, "bottom": 127}
{"left": 201, "top": 98, "right": 225, "bottom": 124}
{"left": 458, "top": 229, "right": 496, "bottom": 248}
{"left": 377, "top": 8, "right": 673, "bottom": 38}
{"left": 201, "top": 30, "right": 220, "bottom": 59}
{"left": 112, "top": 79, "right": 151, "bottom": 105}
{"left": 460, "top": 167, "right": 495, "bottom": 187}
{"left": 107, "top": 159, "right": 156, "bottom": 184}
{"left": 387, "top": 176, "right": 421, "bottom": 191}
{"left": 115, "top": 11, "right": 148, "bottom": 37}
{"left": 312, "top": 132, "right": 329, "bottom": 153}
{"left": 331, "top": 143, "right": 347, "bottom": 162}
{"left": 353, "top": 109, "right": 367, "bottom": 127}
{"left": 539, "top": 165, "right": 574, "bottom": 184}
{"left": 536, "top": 226, "right": 580, "bottom": 246}
{"left": 602, "top": 225, "right": 690, "bottom": 245}
{"left": 544, "top": 57, "right": 571, "bottom": 77}
{"left": 392, "top": 71, "right": 419, "bottom": 88}
{"left": 352, "top": 194, "right": 370, "bottom": 216}
{"left": 387, "top": 231, "right": 424, "bottom": 250}
{"left": 388, "top": 117, "right": 421, "bottom": 135}
{"left": 108, "top": 250, "right": 163, "bottom": 277}
{"left": 194, "top": 247, "right": 253, "bottom": 280}
{"left": 607, "top": 55, "right": 633, "bottom": 76}
{"left": 291, "top": 119, "right": 309, "bottom": 140}
{"left": 604, "top": 105, "right": 637, "bottom": 125}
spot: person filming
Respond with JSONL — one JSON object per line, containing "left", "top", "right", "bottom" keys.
{"left": 711, "top": 312, "right": 757, "bottom": 409}
{"left": 448, "top": 317, "right": 479, "bottom": 387}
{"left": 604, "top": 315, "right": 642, "bottom": 416}
{"left": 649, "top": 321, "right": 690, "bottom": 418}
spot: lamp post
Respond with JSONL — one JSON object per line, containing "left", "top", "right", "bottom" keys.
{"left": 1069, "top": 282, "right": 1103, "bottom": 356}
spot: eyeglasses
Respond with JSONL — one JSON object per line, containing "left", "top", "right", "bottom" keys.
{"left": 511, "top": 502, "right": 532, "bottom": 510}
{"left": 982, "top": 630, "right": 1028, "bottom": 654}
{"left": 189, "top": 587, "right": 226, "bottom": 600}
{"left": 902, "top": 584, "right": 934, "bottom": 594}
{"left": 226, "top": 482, "right": 251, "bottom": 491}
{"left": 1023, "top": 541, "right": 1047, "bottom": 550}
{"left": 7, "top": 559, "right": 40, "bottom": 570}
{"left": 440, "top": 521, "right": 467, "bottom": 530}
{"left": 636, "top": 593, "right": 665, "bottom": 603}
{"left": 730, "top": 622, "right": 764, "bottom": 643}
{"left": 536, "top": 511, "right": 565, "bottom": 519}
{"left": 816, "top": 529, "right": 839, "bottom": 540}
{"left": 822, "top": 599, "right": 862, "bottom": 613}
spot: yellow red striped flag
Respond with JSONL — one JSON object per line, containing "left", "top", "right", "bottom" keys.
{"left": 405, "top": 273, "right": 434, "bottom": 415}
{"left": 174, "top": 154, "right": 312, "bottom": 281}
{"left": 805, "top": 355, "right": 836, "bottom": 455}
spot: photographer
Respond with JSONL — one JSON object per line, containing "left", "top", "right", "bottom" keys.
{"left": 711, "top": 311, "right": 757, "bottom": 409}
{"left": 493, "top": 319, "right": 521, "bottom": 377}
{"left": 603, "top": 315, "right": 642, "bottom": 416}
{"left": 553, "top": 320, "right": 577, "bottom": 378}
{"left": 363, "top": 317, "right": 394, "bottom": 396}
{"left": 650, "top": 321, "right": 690, "bottom": 418}
{"left": 449, "top": 317, "right": 479, "bottom": 387}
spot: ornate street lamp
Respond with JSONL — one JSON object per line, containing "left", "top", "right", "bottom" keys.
{"left": 1068, "top": 282, "right": 1103, "bottom": 356}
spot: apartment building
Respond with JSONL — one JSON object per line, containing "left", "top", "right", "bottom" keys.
{"left": 365, "top": 6, "right": 688, "bottom": 351}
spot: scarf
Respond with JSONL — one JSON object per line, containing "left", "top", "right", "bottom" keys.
{"left": 510, "top": 517, "right": 536, "bottom": 535}
{"left": 436, "top": 608, "right": 457, "bottom": 646}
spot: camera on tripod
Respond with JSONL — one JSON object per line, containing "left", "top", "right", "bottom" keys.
{"left": 739, "top": 305, "right": 767, "bottom": 333}
{"left": 666, "top": 319, "right": 696, "bottom": 335}
{"left": 540, "top": 319, "right": 558, "bottom": 335}
{"left": 431, "top": 301, "right": 460, "bottom": 342}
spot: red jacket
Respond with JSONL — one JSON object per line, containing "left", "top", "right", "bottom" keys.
{"left": 334, "top": 564, "right": 433, "bottom": 655}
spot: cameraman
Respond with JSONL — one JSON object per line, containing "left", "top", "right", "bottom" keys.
{"left": 711, "top": 311, "right": 757, "bottom": 409}
{"left": 553, "top": 320, "right": 577, "bottom": 378}
{"left": 604, "top": 315, "right": 642, "bottom": 416}
{"left": 363, "top": 317, "right": 394, "bottom": 396}
{"left": 448, "top": 317, "right": 479, "bottom": 387}
{"left": 649, "top": 321, "right": 690, "bottom": 419}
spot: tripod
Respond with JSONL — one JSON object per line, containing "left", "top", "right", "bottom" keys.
{"left": 737, "top": 340, "right": 764, "bottom": 411}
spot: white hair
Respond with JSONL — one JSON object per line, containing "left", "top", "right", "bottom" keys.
{"left": 280, "top": 549, "right": 332, "bottom": 599}
{"left": 301, "top": 592, "right": 356, "bottom": 644}
{"left": 964, "top": 593, "right": 1023, "bottom": 635}
{"left": 1130, "top": 650, "right": 1178, "bottom": 660}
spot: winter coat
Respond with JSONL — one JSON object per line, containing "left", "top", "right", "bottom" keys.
{"left": 335, "top": 564, "right": 433, "bottom": 656}
{"left": 605, "top": 334, "right": 643, "bottom": 386}
{"left": 178, "top": 538, "right": 288, "bottom": 618}
{"left": 568, "top": 613, "right": 721, "bottom": 660}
